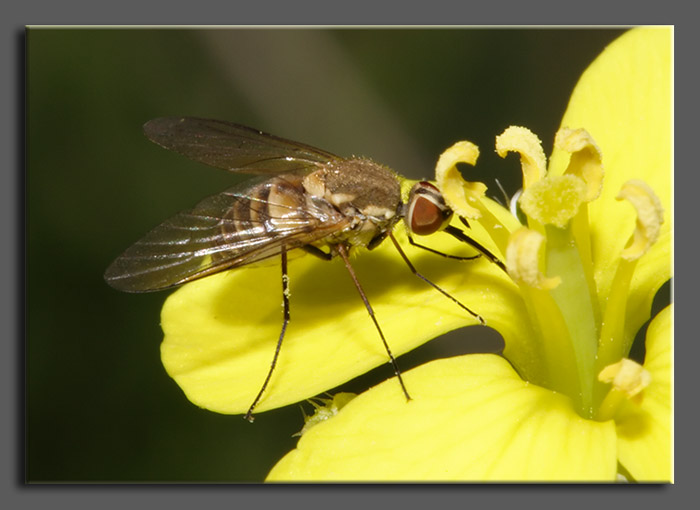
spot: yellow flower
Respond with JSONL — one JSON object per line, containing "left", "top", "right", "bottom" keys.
{"left": 266, "top": 27, "right": 672, "bottom": 482}
{"left": 160, "top": 27, "right": 671, "bottom": 481}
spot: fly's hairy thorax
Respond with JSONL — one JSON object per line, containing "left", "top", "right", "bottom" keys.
{"left": 302, "top": 157, "right": 402, "bottom": 251}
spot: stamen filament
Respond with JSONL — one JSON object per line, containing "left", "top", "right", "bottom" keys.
{"left": 569, "top": 207, "right": 602, "bottom": 328}
{"left": 596, "top": 387, "right": 628, "bottom": 422}
{"left": 593, "top": 257, "right": 638, "bottom": 406}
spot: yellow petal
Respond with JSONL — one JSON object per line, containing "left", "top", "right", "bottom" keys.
{"left": 267, "top": 354, "right": 617, "bottom": 481}
{"left": 615, "top": 305, "right": 672, "bottom": 482}
{"left": 548, "top": 27, "right": 672, "bottom": 314}
{"left": 161, "top": 223, "right": 517, "bottom": 416}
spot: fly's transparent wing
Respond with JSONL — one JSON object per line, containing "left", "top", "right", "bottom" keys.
{"left": 104, "top": 175, "right": 349, "bottom": 292}
{"left": 143, "top": 117, "right": 340, "bottom": 174}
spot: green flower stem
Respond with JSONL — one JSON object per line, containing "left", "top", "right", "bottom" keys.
{"left": 545, "top": 224, "right": 598, "bottom": 417}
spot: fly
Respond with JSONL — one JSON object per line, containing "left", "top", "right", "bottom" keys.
{"left": 104, "top": 117, "right": 505, "bottom": 422}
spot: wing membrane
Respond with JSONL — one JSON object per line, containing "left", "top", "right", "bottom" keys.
{"left": 143, "top": 117, "right": 340, "bottom": 175}
{"left": 105, "top": 176, "right": 349, "bottom": 292}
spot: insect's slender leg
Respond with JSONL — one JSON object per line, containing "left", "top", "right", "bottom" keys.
{"left": 336, "top": 243, "right": 411, "bottom": 402}
{"left": 302, "top": 244, "right": 333, "bottom": 261}
{"left": 244, "top": 246, "right": 291, "bottom": 423}
{"left": 389, "top": 233, "right": 486, "bottom": 325}
{"left": 444, "top": 224, "right": 508, "bottom": 274}
{"left": 406, "top": 233, "right": 481, "bottom": 261}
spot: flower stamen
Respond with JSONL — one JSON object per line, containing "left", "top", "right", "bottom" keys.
{"left": 594, "top": 179, "right": 665, "bottom": 406}
{"left": 555, "top": 127, "right": 604, "bottom": 202}
{"left": 596, "top": 359, "right": 651, "bottom": 421}
{"left": 551, "top": 128, "right": 603, "bottom": 325}
{"left": 616, "top": 179, "right": 665, "bottom": 261}
{"left": 435, "top": 141, "right": 518, "bottom": 255}
{"left": 434, "top": 141, "right": 485, "bottom": 220}
{"left": 505, "top": 227, "right": 560, "bottom": 290}
{"left": 496, "top": 126, "right": 547, "bottom": 189}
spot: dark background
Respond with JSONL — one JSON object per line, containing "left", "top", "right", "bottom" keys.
{"left": 26, "top": 28, "right": 626, "bottom": 482}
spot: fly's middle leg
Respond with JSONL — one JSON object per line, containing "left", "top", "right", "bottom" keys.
{"left": 336, "top": 243, "right": 411, "bottom": 402}
{"left": 244, "top": 246, "right": 291, "bottom": 422}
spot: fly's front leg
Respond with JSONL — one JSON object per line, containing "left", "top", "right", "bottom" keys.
{"left": 244, "top": 246, "right": 291, "bottom": 422}
{"left": 407, "top": 233, "right": 481, "bottom": 261}
{"left": 389, "top": 232, "right": 485, "bottom": 325}
{"left": 444, "top": 224, "right": 507, "bottom": 273}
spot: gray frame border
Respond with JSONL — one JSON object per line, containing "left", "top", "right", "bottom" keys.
{"left": 8, "top": 0, "right": 694, "bottom": 508}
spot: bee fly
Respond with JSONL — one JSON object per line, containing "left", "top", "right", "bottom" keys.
{"left": 104, "top": 117, "right": 505, "bottom": 422}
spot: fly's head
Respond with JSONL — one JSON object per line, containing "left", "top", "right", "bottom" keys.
{"left": 404, "top": 181, "right": 454, "bottom": 237}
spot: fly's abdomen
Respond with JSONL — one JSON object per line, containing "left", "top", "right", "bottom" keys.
{"left": 211, "top": 175, "right": 320, "bottom": 263}
{"left": 105, "top": 174, "right": 347, "bottom": 292}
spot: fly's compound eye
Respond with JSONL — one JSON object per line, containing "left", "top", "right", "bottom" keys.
{"left": 405, "top": 181, "right": 454, "bottom": 236}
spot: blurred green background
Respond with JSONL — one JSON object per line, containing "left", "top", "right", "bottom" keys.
{"left": 27, "top": 27, "right": 626, "bottom": 482}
